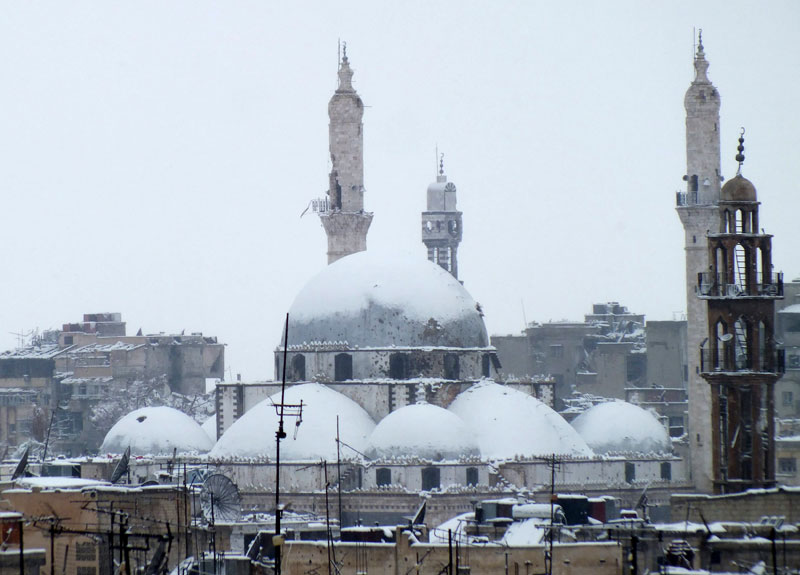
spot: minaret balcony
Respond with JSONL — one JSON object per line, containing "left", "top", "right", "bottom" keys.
{"left": 700, "top": 348, "right": 785, "bottom": 375}
{"left": 676, "top": 191, "right": 698, "bottom": 206}
{"left": 697, "top": 272, "right": 783, "bottom": 298}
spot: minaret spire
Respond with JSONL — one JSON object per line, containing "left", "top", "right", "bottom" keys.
{"left": 317, "top": 44, "right": 373, "bottom": 264}
{"left": 422, "top": 150, "right": 463, "bottom": 279}
{"left": 676, "top": 29, "right": 724, "bottom": 494}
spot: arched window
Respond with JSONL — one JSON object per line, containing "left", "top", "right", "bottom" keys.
{"left": 291, "top": 354, "right": 306, "bottom": 382}
{"left": 421, "top": 467, "right": 440, "bottom": 491}
{"left": 376, "top": 468, "right": 391, "bottom": 487}
{"left": 690, "top": 175, "right": 699, "bottom": 192}
{"left": 335, "top": 353, "right": 353, "bottom": 382}
{"left": 482, "top": 354, "right": 491, "bottom": 378}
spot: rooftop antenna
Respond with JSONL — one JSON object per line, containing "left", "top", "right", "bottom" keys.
{"left": 9, "top": 329, "right": 33, "bottom": 349}
{"left": 274, "top": 313, "right": 303, "bottom": 575}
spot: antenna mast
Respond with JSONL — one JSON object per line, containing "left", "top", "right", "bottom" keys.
{"left": 274, "top": 314, "right": 303, "bottom": 575}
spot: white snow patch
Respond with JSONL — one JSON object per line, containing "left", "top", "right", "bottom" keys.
{"left": 448, "top": 381, "right": 593, "bottom": 459}
{"left": 501, "top": 518, "right": 548, "bottom": 546}
{"left": 367, "top": 403, "right": 479, "bottom": 460}
{"left": 290, "top": 249, "right": 480, "bottom": 324}
{"left": 201, "top": 415, "right": 217, "bottom": 441}
{"left": 17, "top": 477, "right": 110, "bottom": 489}
{"left": 101, "top": 406, "right": 213, "bottom": 456}
{"left": 210, "top": 383, "right": 375, "bottom": 460}
{"left": 570, "top": 400, "right": 671, "bottom": 455}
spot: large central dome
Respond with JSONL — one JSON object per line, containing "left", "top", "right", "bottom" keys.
{"left": 287, "top": 250, "right": 489, "bottom": 348}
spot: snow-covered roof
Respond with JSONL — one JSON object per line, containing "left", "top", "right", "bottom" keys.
{"left": 0, "top": 344, "right": 67, "bottom": 359}
{"left": 16, "top": 477, "right": 110, "bottom": 490}
{"left": 778, "top": 303, "right": 800, "bottom": 314}
{"left": 101, "top": 406, "right": 213, "bottom": 456}
{"left": 366, "top": 403, "right": 479, "bottom": 461}
{"left": 210, "top": 383, "right": 375, "bottom": 460}
{"left": 570, "top": 400, "right": 671, "bottom": 455}
{"left": 448, "top": 381, "right": 593, "bottom": 459}
{"left": 286, "top": 249, "right": 488, "bottom": 348}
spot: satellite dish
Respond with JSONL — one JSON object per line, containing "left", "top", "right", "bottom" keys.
{"left": 200, "top": 474, "right": 241, "bottom": 523}
{"left": 11, "top": 445, "right": 31, "bottom": 481}
{"left": 719, "top": 333, "right": 734, "bottom": 342}
{"left": 110, "top": 446, "right": 131, "bottom": 484}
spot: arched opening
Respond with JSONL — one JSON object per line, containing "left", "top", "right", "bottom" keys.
{"left": 735, "top": 209, "right": 744, "bottom": 233}
{"left": 690, "top": 175, "right": 699, "bottom": 192}
{"left": 723, "top": 209, "right": 731, "bottom": 233}
{"left": 758, "top": 320, "right": 768, "bottom": 371}
{"left": 715, "top": 320, "right": 729, "bottom": 370}
{"left": 334, "top": 353, "right": 353, "bottom": 382}
{"left": 482, "top": 354, "right": 491, "bottom": 378}
{"left": 714, "top": 245, "right": 727, "bottom": 287}
{"left": 734, "top": 316, "right": 749, "bottom": 370}
{"left": 389, "top": 353, "right": 410, "bottom": 380}
{"left": 421, "top": 467, "right": 441, "bottom": 491}
{"left": 291, "top": 354, "right": 306, "bottom": 382}
{"left": 733, "top": 243, "right": 747, "bottom": 292}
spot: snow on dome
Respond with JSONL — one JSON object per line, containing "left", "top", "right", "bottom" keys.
{"left": 448, "top": 382, "right": 593, "bottom": 459}
{"left": 287, "top": 249, "right": 488, "bottom": 348}
{"left": 571, "top": 401, "right": 671, "bottom": 455}
{"left": 210, "top": 383, "right": 375, "bottom": 460}
{"left": 101, "top": 406, "right": 213, "bottom": 456}
{"left": 202, "top": 416, "right": 217, "bottom": 441}
{"left": 366, "top": 403, "right": 479, "bottom": 461}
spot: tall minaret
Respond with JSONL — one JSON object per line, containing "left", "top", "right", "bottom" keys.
{"left": 676, "top": 31, "right": 723, "bottom": 493}
{"left": 319, "top": 45, "right": 373, "bottom": 264}
{"left": 421, "top": 155, "right": 463, "bottom": 279}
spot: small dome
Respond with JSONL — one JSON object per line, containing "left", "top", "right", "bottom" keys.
{"left": 367, "top": 403, "right": 479, "bottom": 461}
{"left": 210, "top": 383, "right": 375, "bottom": 460}
{"left": 287, "top": 250, "right": 488, "bottom": 348}
{"left": 101, "top": 406, "right": 213, "bottom": 456}
{"left": 571, "top": 401, "right": 671, "bottom": 455}
{"left": 448, "top": 382, "right": 593, "bottom": 459}
{"left": 721, "top": 174, "right": 757, "bottom": 202}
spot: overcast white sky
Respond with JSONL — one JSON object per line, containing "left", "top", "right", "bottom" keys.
{"left": 1, "top": 1, "right": 798, "bottom": 381}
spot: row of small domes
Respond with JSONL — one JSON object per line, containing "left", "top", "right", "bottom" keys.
{"left": 101, "top": 382, "right": 671, "bottom": 459}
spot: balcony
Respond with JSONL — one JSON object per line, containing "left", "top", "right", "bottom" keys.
{"left": 697, "top": 272, "right": 783, "bottom": 298}
{"left": 700, "top": 348, "right": 785, "bottom": 374}
{"left": 676, "top": 191, "right": 699, "bottom": 206}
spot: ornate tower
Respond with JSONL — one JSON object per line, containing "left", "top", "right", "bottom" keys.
{"left": 676, "top": 32, "right": 723, "bottom": 492}
{"left": 318, "top": 46, "right": 373, "bottom": 264}
{"left": 698, "top": 134, "right": 784, "bottom": 493}
{"left": 421, "top": 156, "right": 463, "bottom": 279}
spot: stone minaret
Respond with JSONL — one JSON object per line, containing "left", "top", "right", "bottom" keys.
{"left": 319, "top": 46, "right": 373, "bottom": 264}
{"left": 421, "top": 155, "right": 463, "bottom": 279}
{"left": 698, "top": 134, "right": 783, "bottom": 493}
{"left": 676, "top": 32, "right": 722, "bottom": 493}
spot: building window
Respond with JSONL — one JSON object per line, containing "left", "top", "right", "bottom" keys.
{"left": 376, "top": 468, "right": 391, "bottom": 487}
{"left": 421, "top": 467, "right": 440, "bottom": 491}
{"left": 444, "top": 354, "right": 460, "bottom": 380}
{"left": 783, "top": 391, "right": 794, "bottom": 407}
{"left": 77, "top": 567, "right": 96, "bottom": 575}
{"left": 549, "top": 345, "right": 564, "bottom": 358}
{"left": 389, "top": 353, "right": 410, "bottom": 380}
{"left": 64, "top": 335, "right": 74, "bottom": 345}
{"left": 778, "top": 458, "right": 797, "bottom": 474}
{"left": 625, "top": 462, "right": 636, "bottom": 483}
{"left": 788, "top": 354, "right": 800, "bottom": 369}
{"left": 466, "top": 467, "right": 479, "bottom": 486}
{"left": 334, "top": 353, "right": 353, "bottom": 382}
{"left": 75, "top": 542, "right": 96, "bottom": 561}
{"left": 482, "top": 354, "right": 491, "bottom": 378}
{"left": 291, "top": 354, "right": 306, "bottom": 382}
{"left": 660, "top": 462, "right": 672, "bottom": 481}
{"left": 668, "top": 416, "right": 685, "bottom": 438}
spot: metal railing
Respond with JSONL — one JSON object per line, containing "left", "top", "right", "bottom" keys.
{"left": 676, "top": 191, "right": 698, "bottom": 206}
{"left": 700, "top": 348, "right": 785, "bottom": 374}
{"left": 697, "top": 272, "right": 783, "bottom": 298}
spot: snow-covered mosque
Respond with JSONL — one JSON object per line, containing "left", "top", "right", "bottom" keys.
{"left": 99, "top": 48, "right": 688, "bottom": 525}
